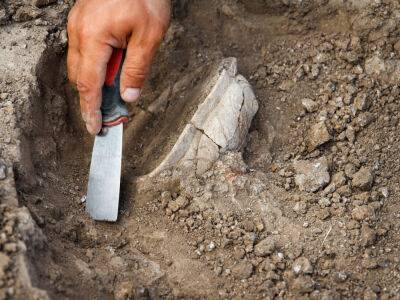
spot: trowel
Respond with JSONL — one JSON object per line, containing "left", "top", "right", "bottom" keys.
{"left": 86, "top": 49, "right": 129, "bottom": 222}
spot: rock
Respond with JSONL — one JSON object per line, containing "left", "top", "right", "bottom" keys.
{"left": 80, "top": 195, "right": 86, "bottom": 204}
{"left": 0, "top": 93, "right": 7, "bottom": 101}
{"left": 32, "top": 0, "right": 57, "bottom": 7}
{"left": 0, "top": 253, "right": 10, "bottom": 279}
{"left": 254, "top": 237, "right": 276, "bottom": 257}
{"left": 356, "top": 112, "right": 375, "bottom": 128}
{"left": 311, "top": 64, "right": 321, "bottom": 79}
{"left": 293, "top": 201, "right": 308, "bottom": 214}
{"left": 0, "top": 9, "right": 7, "bottom": 25}
{"left": 114, "top": 281, "right": 134, "bottom": 300}
{"left": 74, "top": 259, "right": 92, "bottom": 277}
{"left": 207, "top": 242, "right": 216, "bottom": 252}
{"left": 365, "top": 56, "right": 386, "bottom": 76}
{"left": 352, "top": 167, "right": 374, "bottom": 190}
{"left": 380, "top": 187, "right": 389, "bottom": 198}
{"left": 110, "top": 256, "right": 126, "bottom": 270}
{"left": 292, "top": 276, "right": 315, "bottom": 294}
{"left": 149, "top": 58, "right": 258, "bottom": 177}
{"left": 316, "top": 209, "right": 331, "bottom": 220}
{"left": 59, "top": 29, "right": 68, "bottom": 47}
{"left": 363, "top": 288, "right": 378, "bottom": 300}
{"left": 3, "top": 243, "right": 17, "bottom": 253}
{"left": 254, "top": 237, "right": 276, "bottom": 256}
{"left": 160, "top": 191, "right": 172, "bottom": 208}
{"left": 394, "top": 40, "right": 400, "bottom": 55}
{"left": 279, "top": 80, "right": 295, "bottom": 91}
{"left": 293, "top": 157, "right": 330, "bottom": 192}
{"left": 337, "top": 185, "right": 352, "bottom": 197}
{"left": 361, "top": 224, "right": 376, "bottom": 247}
{"left": 301, "top": 98, "right": 318, "bottom": 113}
{"left": 293, "top": 257, "right": 314, "bottom": 275}
{"left": 335, "top": 271, "right": 348, "bottom": 283}
{"left": 323, "top": 171, "right": 346, "bottom": 194}
{"left": 231, "top": 260, "right": 254, "bottom": 279}
{"left": 0, "top": 164, "right": 6, "bottom": 180}
{"left": 13, "top": 6, "right": 41, "bottom": 22}
{"left": 307, "top": 122, "right": 332, "bottom": 151}
{"left": 346, "top": 126, "right": 356, "bottom": 143}
{"left": 243, "top": 233, "right": 256, "bottom": 253}
{"left": 242, "top": 220, "right": 254, "bottom": 232}
{"left": 352, "top": 205, "right": 375, "bottom": 221}
{"left": 344, "top": 163, "right": 356, "bottom": 178}
{"left": 233, "top": 247, "right": 246, "bottom": 260}
{"left": 318, "top": 197, "right": 331, "bottom": 207}
{"left": 168, "top": 195, "right": 189, "bottom": 212}
{"left": 331, "top": 171, "right": 346, "bottom": 187}
{"left": 354, "top": 93, "right": 370, "bottom": 111}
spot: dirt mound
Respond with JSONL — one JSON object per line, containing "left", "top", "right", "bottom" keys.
{"left": 2, "top": 0, "right": 400, "bottom": 299}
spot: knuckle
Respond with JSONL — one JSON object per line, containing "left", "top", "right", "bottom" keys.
{"left": 122, "top": 65, "right": 147, "bottom": 82}
{"left": 149, "top": 24, "right": 168, "bottom": 44}
{"left": 79, "top": 28, "right": 95, "bottom": 43}
{"left": 67, "top": 22, "right": 75, "bottom": 36}
{"left": 76, "top": 79, "right": 93, "bottom": 97}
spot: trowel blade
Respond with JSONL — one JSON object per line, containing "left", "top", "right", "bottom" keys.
{"left": 86, "top": 124, "right": 123, "bottom": 222}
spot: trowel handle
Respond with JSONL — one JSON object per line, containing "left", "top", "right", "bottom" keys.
{"left": 101, "top": 49, "right": 129, "bottom": 127}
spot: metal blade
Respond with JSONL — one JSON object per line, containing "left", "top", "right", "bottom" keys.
{"left": 86, "top": 124, "right": 123, "bottom": 222}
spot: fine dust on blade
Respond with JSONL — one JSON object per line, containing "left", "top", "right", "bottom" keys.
{"left": 86, "top": 124, "right": 123, "bottom": 222}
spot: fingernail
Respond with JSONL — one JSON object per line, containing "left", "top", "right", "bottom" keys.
{"left": 86, "top": 123, "right": 101, "bottom": 135}
{"left": 83, "top": 111, "right": 102, "bottom": 135}
{"left": 122, "top": 88, "right": 141, "bottom": 102}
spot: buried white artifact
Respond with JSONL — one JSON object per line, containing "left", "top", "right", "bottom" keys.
{"left": 148, "top": 58, "right": 259, "bottom": 176}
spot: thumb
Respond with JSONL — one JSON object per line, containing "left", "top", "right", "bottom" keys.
{"left": 120, "top": 33, "right": 162, "bottom": 103}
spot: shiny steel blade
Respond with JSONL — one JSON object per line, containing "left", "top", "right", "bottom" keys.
{"left": 87, "top": 124, "right": 123, "bottom": 222}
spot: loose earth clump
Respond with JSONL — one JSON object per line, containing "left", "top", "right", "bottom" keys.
{"left": 2, "top": 0, "right": 400, "bottom": 299}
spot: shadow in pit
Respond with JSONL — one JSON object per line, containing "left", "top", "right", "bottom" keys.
{"left": 14, "top": 49, "right": 116, "bottom": 299}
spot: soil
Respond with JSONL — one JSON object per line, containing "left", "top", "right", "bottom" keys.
{"left": 2, "top": 0, "right": 400, "bottom": 299}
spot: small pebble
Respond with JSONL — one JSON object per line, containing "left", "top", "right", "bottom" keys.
{"left": 0, "top": 164, "right": 6, "bottom": 180}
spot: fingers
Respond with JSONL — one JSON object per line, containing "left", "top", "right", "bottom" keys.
{"left": 67, "top": 6, "right": 80, "bottom": 83}
{"left": 120, "top": 30, "right": 164, "bottom": 103}
{"left": 76, "top": 40, "right": 113, "bottom": 135}
{"left": 67, "top": 45, "right": 80, "bottom": 84}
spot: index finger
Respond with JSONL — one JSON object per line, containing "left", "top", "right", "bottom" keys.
{"left": 76, "top": 39, "right": 113, "bottom": 134}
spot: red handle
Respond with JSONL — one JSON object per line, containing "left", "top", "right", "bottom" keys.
{"left": 105, "top": 49, "right": 124, "bottom": 87}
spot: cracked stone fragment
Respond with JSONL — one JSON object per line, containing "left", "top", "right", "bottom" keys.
{"left": 196, "top": 134, "right": 220, "bottom": 175}
{"left": 352, "top": 167, "right": 374, "bottom": 190}
{"left": 294, "top": 157, "right": 330, "bottom": 192}
{"left": 148, "top": 58, "right": 258, "bottom": 177}
{"left": 307, "top": 121, "right": 332, "bottom": 151}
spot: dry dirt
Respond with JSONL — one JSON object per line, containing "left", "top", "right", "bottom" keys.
{"left": 2, "top": 0, "right": 400, "bottom": 299}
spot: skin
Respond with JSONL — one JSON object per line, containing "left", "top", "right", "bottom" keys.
{"left": 67, "top": 0, "right": 171, "bottom": 134}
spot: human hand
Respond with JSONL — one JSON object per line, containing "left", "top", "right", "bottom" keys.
{"left": 67, "top": 0, "right": 171, "bottom": 134}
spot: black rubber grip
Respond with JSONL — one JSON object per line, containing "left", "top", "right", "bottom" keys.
{"left": 101, "top": 49, "right": 129, "bottom": 126}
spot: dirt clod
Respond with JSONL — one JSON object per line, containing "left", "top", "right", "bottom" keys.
{"left": 352, "top": 167, "right": 374, "bottom": 190}
{"left": 254, "top": 237, "right": 276, "bottom": 257}
{"left": 294, "top": 157, "right": 330, "bottom": 192}
{"left": 231, "top": 260, "right": 254, "bottom": 279}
